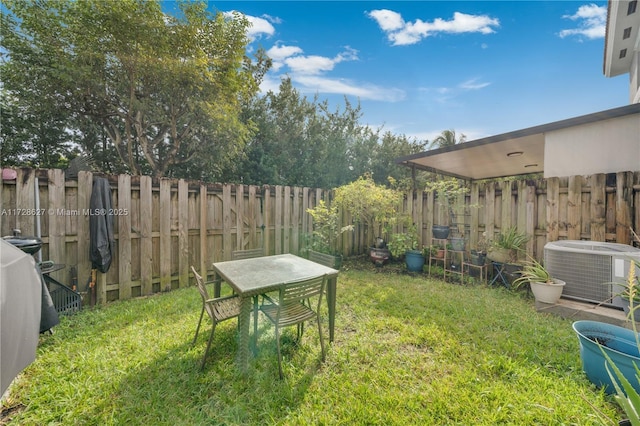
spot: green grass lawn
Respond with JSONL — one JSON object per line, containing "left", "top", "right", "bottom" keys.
{"left": 1, "top": 258, "right": 623, "bottom": 425}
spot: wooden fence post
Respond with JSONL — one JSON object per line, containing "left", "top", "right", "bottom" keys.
{"left": 118, "top": 174, "right": 132, "bottom": 299}
{"left": 616, "top": 172, "right": 633, "bottom": 244}
{"left": 159, "top": 179, "right": 172, "bottom": 291}
{"left": 177, "top": 179, "right": 188, "bottom": 289}
{"left": 546, "top": 177, "right": 560, "bottom": 242}
{"left": 140, "top": 175, "right": 153, "bottom": 295}
{"left": 590, "top": 174, "right": 606, "bottom": 242}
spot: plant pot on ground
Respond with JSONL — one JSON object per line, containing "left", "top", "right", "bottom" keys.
{"left": 405, "top": 249, "right": 425, "bottom": 272}
{"left": 388, "top": 225, "right": 424, "bottom": 271}
{"left": 369, "top": 246, "right": 391, "bottom": 266}
{"left": 512, "top": 257, "right": 565, "bottom": 304}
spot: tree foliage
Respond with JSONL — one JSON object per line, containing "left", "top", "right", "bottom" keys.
{"left": 333, "top": 174, "right": 403, "bottom": 237}
{"left": 1, "top": 0, "right": 269, "bottom": 177}
{"left": 239, "top": 78, "right": 427, "bottom": 188}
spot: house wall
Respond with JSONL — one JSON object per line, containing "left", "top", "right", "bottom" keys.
{"left": 544, "top": 113, "right": 640, "bottom": 178}
{"left": 632, "top": 52, "right": 640, "bottom": 103}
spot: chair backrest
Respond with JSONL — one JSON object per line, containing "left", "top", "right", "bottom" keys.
{"left": 191, "top": 266, "right": 210, "bottom": 301}
{"left": 232, "top": 248, "right": 264, "bottom": 260}
{"left": 280, "top": 275, "right": 326, "bottom": 308}
{"left": 191, "top": 266, "right": 216, "bottom": 319}
{"left": 309, "top": 250, "right": 336, "bottom": 268}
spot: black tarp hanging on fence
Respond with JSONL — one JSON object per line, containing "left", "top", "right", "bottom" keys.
{"left": 89, "top": 177, "right": 115, "bottom": 273}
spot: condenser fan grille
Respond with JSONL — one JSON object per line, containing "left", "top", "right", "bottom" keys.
{"left": 545, "top": 250, "right": 612, "bottom": 304}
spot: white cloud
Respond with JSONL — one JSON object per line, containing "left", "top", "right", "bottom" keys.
{"left": 238, "top": 12, "right": 403, "bottom": 102}
{"left": 419, "top": 77, "right": 490, "bottom": 105}
{"left": 266, "top": 44, "right": 304, "bottom": 71}
{"left": 267, "top": 44, "right": 303, "bottom": 61}
{"left": 559, "top": 4, "right": 606, "bottom": 39}
{"left": 225, "top": 11, "right": 277, "bottom": 41}
{"left": 368, "top": 10, "right": 500, "bottom": 46}
{"left": 459, "top": 78, "right": 490, "bottom": 90}
{"left": 293, "top": 75, "right": 405, "bottom": 102}
{"left": 367, "top": 9, "right": 405, "bottom": 31}
{"left": 286, "top": 55, "right": 338, "bottom": 75}
{"left": 245, "top": 15, "right": 276, "bottom": 40}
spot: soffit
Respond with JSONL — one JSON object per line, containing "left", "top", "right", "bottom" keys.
{"left": 395, "top": 104, "right": 640, "bottom": 181}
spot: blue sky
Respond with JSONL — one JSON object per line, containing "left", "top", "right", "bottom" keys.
{"left": 169, "top": 1, "right": 628, "bottom": 142}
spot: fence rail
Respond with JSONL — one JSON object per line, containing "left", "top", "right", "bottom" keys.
{"left": 1, "top": 168, "right": 638, "bottom": 305}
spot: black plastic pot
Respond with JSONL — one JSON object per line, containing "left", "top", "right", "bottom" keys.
{"left": 432, "top": 225, "right": 450, "bottom": 239}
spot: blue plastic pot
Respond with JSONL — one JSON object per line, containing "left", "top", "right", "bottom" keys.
{"left": 572, "top": 320, "right": 640, "bottom": 394}
{"left": 405, "top": 250, "right": 425, "bottom": 272}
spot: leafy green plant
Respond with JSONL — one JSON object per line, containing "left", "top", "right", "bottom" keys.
{"left": 307, "top": 200, "right": 353, "bottom": 255}
{"left": 488, "top": 227, "right": 529, "bottom": 263}
{"left": 387, "top": 224, "right": 419, "bottom": 258}
{"left": 424, "top": 177, "right": 469, "bottom": 211}
{"left": 333, "top": 174, "right": 402, "bottom": 243}
{"left": 511, "top": 257, "right": 553, "bottom": 289}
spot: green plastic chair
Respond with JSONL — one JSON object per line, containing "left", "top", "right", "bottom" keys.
{"left": 231, "top": 248, "right": 264, "bottom": 260}
{"left": 191, "top": 266, "right": 241, "bottom": 370}
{"left": 259, "top": 274, "right": 327, "bottom": 378}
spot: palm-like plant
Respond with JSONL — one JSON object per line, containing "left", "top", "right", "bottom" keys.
{"left": 512, "top": 257, "right": 553, "bottom": 289}
{"left": 429, "top": 129, "right": 467, "bottom": 150}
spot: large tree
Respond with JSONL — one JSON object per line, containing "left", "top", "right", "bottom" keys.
{"left": 1, "top": 0, "right": 270, "bottom": 177}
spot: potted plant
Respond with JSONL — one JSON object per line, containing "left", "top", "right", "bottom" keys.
{"left": 306, "top": 199, "right": 353, "bottom": 267}
{"left": 487, "top": 227, "right": 528, "bottom": 264}
{"left": 424, "top": 177, "right": 469, "bottom": 240}
{"left": 388, "top": 224, "right": 424, "bottom": 272}
{"left": 571, "top": 260, "right": 640, "bottom": 402}
{"left": 512, "top": 257, "right": 566, "bottom": 304}
{"left": 333, "top": 175, "right": 401, "bottom": 265}
{"left": 426, "top": 244, "right": 445, "bottom": 259}
{"left": 450, "top": 236, "right": 465, "bottom": 251}
{"left": 470, "top": 232, "right": 488, "bottom": 266}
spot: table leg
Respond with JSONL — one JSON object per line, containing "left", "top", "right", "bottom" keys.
{"left": 236, "top": 296, "right": 252, "bottom": 372}
{"left": 326, "top": 276, "right": 337, "bottom": 343}
{"left": 213, "top": 273, "right": 221, "bottom": 298}
{"left": 252, "top": 295, "right": 258, "bottom": 354}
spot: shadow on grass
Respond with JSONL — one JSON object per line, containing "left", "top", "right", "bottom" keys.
{"left": 110, "top": 311, "right": 325, "bottom": 424}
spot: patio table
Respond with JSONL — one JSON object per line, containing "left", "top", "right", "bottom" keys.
{"left": 211, "top": 253, "right": 339, "bottom": 372}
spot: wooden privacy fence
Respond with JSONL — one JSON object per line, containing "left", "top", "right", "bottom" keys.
{"left": 394, "top": 172, "right": 640, "bottom": 263}
{"left": 0, "top": 169, "right": 332, "bottom": 304}
{"left": 1, "top": 168, "right": 638, "bottom": 305}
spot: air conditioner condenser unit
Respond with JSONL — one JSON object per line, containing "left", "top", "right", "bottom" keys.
{"left": 544, "top": 240, "right": 640, "bottom": 308}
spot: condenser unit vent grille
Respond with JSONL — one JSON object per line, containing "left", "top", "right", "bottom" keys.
{"left": 545, "top": 249, "right": 612, "bottom": 304}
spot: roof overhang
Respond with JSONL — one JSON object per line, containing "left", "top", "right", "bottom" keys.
{"left": 396, "top": 104, "right": 640, "bottom": 181}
